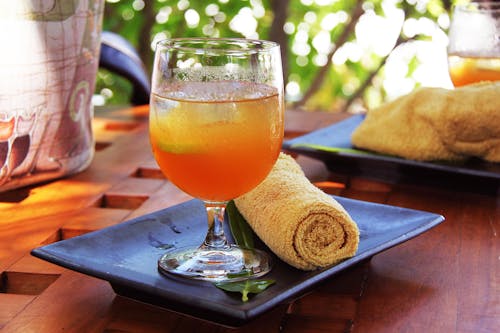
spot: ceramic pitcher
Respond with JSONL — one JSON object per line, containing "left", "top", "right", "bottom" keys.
{"left": 0, "top": 0, "right": 104, "bottom": 192}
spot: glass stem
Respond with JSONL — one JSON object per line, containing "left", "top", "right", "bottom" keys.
{"left": 202, "top": 202, "right": 229, "bottom": 249}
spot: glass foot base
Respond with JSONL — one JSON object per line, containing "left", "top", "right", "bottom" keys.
{"left": 158, "top": 245, "right": 272, "bottom": 282}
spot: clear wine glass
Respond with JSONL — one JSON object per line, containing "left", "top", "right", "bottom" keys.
{"left": 149, "top": 38, "right": 284, "bottom": 282}
{"left": 447, "top": 1, "right": 500, "bottom": 87}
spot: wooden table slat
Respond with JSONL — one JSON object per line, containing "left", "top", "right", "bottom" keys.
{"left": 0, "top": 106, "right": 497, "bottom": 333}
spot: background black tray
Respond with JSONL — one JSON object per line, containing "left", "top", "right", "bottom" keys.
{"left": 283, "top": 115, "right": 500, "bottom": 193}
{"left": 32, "top": 197, "right": 444, "bottom": 327}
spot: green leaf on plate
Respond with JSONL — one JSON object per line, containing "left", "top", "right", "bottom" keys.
{"left": 292, "top": 143, "right": 469, "bottom": 165}
{"left": 223, "top": 202, "right": 275, "bottom": 302}
{"left": 226, "top": 200, "right": 254, "bottom": 249}
{"left": 290, "top": 143, "right": 379, "bottom": 156}
{"left": 215, "top": 279, "right": 276, "bottom": 302}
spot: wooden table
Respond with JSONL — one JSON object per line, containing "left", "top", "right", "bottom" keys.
{"left": 0, "top": 105, "right": 498, "bottom": 332}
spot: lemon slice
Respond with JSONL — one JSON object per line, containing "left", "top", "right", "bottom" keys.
{"left": 157, "top": 141, "right": 203, "bottom": 154}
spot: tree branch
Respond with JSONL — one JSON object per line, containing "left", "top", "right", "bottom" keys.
{"left": 292, "top": 0, "right": 364, "bottom": 109}
{"left": 137, "top": 0, "right": 155, "bottom": 73}
{"left": 341, "top": 4, "right": 414, "bottom": 113}
{"left": 340, "top": 35, "right": 411, "bottom": 112}
{"left": 269, "top": 0, "right": 290, "bottom": 82}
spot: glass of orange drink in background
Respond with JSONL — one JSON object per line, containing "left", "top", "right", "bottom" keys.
{"left": 447, "top": 1, "right": 500, "bottom": 87}
{"left": 149, "top": 38, "right": 284, "bottom": 281}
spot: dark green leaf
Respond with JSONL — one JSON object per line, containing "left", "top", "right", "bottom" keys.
{"left": 290, "top": 143, "right": 384, "bottom": 156}
{"left": 226, "top": 200, "right": 254, "bottom": 249}
{"left": 215, "top": 279, "right": 276, "bottom": 302}
{"left": 226, "top": 270, "right": 252, "bottom": 279}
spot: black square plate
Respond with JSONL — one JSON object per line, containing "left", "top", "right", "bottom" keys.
{"left": 283, "top": 115, "right": 500, "bottom": 192}
{"left": 32, "top": 196, "right": 444, "bottom": 327}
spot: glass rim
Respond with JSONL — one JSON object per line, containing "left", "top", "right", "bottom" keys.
{"left": 154, "top": 37, "right": 280, "bottom": 55}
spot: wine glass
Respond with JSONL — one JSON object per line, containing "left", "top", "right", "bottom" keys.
{"left": 447, "top": 1, "right": 500, "bottom": 87}
{"left": 149, "top": 38, "right": 284, "bottom": 282}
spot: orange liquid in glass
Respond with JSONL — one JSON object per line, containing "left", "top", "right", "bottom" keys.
{"left": 448, "top": 54, "right": 500, "bottom": 87}
{"left": 150, "top": 81, "right": 284, "bottom": 202}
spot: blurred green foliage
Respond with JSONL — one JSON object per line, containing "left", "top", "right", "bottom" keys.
{"left": 96, "top": 0, "right": 456, "bottom": 112}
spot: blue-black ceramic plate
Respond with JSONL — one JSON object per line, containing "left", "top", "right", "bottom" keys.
{"left": 283, "top": 115, "right": 500, "bottom": 192}
{"left": 32, "top": 197, "right": 444, "bottom": 327}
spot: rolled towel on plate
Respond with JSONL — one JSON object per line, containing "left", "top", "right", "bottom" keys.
{"left": 351, "top": 82, "right": 500, "bottom": 162}
{"left": 234, "top": 153, "right": 359, "bottom": 271}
